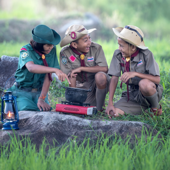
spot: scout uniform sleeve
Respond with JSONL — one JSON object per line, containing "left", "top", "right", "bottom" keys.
{"left": 95, "top": 45, "right": 108, "bottom": 67}
{"left": 144, "top": 50, "right": 160, "bottom": 76}
{"left": 60, "top": 51, "right": 72, "bottom": 75}
{"left": 19, "top": 49, "right": 33, "bottom": 69}
{"left": 108, "top": 50, "right": 121, "bottom": 77}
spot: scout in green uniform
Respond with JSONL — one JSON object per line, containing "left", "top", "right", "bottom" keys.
{"left": 59, "top": 25, "right": 110, "bottom": 111}
{"left": 106, "top": 25, "right": 163, "bottom": 118}
{"left": 10, "top": 24, "right": 70, "bottom": 111}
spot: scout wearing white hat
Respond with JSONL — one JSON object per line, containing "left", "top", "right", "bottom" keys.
{"left": 60, "top": 25, "right": 96, "bottom": 47}
{"left": 59, "top": 25, "right": 110, "bottom": 111}
{"left": 106, "top": 25, "right": 163, "bottom": 118}
{"left": 112, "top": 25, "right": 148, "bottom": 50}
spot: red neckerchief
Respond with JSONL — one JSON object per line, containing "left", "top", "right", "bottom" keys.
{"left": 69, "top": 45, "right": 88, "bottom": 82}
{"left": 30, "top": 44, "right": 52, "bottom": 81}
{"left": 120, "top": 49, "right": 140, "bottom": 101}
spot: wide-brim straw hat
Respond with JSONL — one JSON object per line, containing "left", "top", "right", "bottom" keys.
{"left": 112, "top": 25, "right": 148, "bottom": 50}
{"left": 60, "top": 25, "right": 96, "bottom": 47}
{"left": 32, "top": 24, "right": 61, "bottom": 45}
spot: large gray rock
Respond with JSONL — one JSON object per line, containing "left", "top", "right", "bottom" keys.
{"left": 0, "top": 56, "right": 18, "bottom": 95}
{"left": 0, "top": 111, "right": 161, "bottom": 149}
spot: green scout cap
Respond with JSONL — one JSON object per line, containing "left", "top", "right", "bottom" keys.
{"left": 32, "top": 24, "right": 61, "bottom": 45}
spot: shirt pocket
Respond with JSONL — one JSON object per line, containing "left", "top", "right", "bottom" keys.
{"left": 86, "top": 56, "right": 95, "bottom": 66}
{"left": 135, "top": 62, "right": 145, "bottom": 74}
{"left": 69, "top": 58, "right": 81, "bottom": 69}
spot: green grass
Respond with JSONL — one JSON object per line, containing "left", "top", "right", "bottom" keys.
{"left": 1, "top": 38, "right": 170, "bottom": 69}
{"left": 0, "top": 42, "right": 25, "bottom": 57}
{"left": 1, "top": 130, "right": 170, "bottom": 170}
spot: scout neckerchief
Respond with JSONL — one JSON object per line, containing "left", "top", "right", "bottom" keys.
{"left": 120, "top": 49, "right": 139, "bottom": 101}
{"left": 69, "top": 45, "right": 88, "bottom": 82}
{"left": 30, "top": 44, "right": 52, "bottom": 81}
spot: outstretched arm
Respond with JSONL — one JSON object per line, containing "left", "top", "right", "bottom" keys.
{"left": 37, "top": 74, "right": 51, "bottom": 111}
{"left": 106, "top": 76, "right": 119, "bottom": 118}
{"left": 25, "top": 61, "right": 71, "bottom": 84}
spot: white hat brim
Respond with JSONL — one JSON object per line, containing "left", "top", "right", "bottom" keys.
{"left": 112, "top": 27, "right": 148, "bottom": 50}
{"left": 60, "top": 28, "right": 96, "bottom": 47}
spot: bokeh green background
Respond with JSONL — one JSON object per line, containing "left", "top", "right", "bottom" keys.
{"left": 0, "top": 0, "right": 170, "bottom": 39}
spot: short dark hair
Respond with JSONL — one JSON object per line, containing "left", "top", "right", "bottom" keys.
{"left": 70, "top": 39, "right": 79, "bottom": 45}
{"left": 30, "top": 39, "right": 46, "bottom": 54}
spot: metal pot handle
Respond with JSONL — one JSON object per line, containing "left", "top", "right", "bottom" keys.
{"left": 62, "top": 86, "right": 92, "bottom": 92}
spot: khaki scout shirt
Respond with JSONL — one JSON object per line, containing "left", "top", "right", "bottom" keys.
{"left": 108, "top": 49, "right": 160, "bottom": 85}
{"left": 15, "top": 44, "right": 60, "bottom": 89}
{"left": 60, "top": 42, "right": 108, "bottom": 83}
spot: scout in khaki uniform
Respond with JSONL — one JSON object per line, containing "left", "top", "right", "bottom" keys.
{"left": 59, "top": 25, "right": 110, "bottom": 111}
{"left": 10, "top": 24, "right": 70, "bottom": 111}
{"left": 106, "top": 25, "right": 163, "bottom": 118}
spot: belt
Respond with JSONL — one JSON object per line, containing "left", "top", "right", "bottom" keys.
{"left": 14, "top": 82, "right": 39, "bottom": 92}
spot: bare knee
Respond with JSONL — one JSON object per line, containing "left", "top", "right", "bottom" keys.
{"left": 139, "top": 79, "right": 156, "bottom": 95}
{"left": 95, "top": 72, "right": 107, "bottom": 88}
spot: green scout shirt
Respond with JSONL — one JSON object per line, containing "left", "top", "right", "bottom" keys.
{"left": 60, "top": 42, "right": 108, "bottom": 83}
{"left": 15, "top": 44, "right": 60, "bottom": 89}
{"left": 108, "top": 49, "right": 160, "bottom": 85}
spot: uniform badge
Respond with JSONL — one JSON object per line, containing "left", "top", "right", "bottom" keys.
{"left": 126, "top": 57, "right": 131, "bottom": 62}
{"left": 137, "top": 60, "right": 143, "bottom": 66}
{"left": 87, "top": 56, "right": 94, "bottom": 62}
{"left": 61, "top": 56, "right": 68, "bottom": 65}
{"left": 80, "top": 54, "right": 85, "bottom": 60}
{"left": 69, "top": 55, "right": 76, "bottom": 62}
{"left": 20, "top": 48, "right": 27, "bottom": 51}
{"left": 70, "top": 32, "right": 76, "bottom": 39}
{"left": 21, "top": 51, "right": 29, "bottom": 59}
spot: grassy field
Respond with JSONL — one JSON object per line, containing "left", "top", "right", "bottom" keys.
{"left": 1, "top": 131, "right": 170, "bottom": 170}
{"left": 1, "top": 38, "right": 170, "bottom": 68}
{"left": 1, "top": 0, "right": 170, "bottom": 169}
{"left": 1, "top": 39, "right": 170, "bottom": 169}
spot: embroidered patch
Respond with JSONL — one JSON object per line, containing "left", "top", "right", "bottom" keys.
{"left": 87, "top": 56, "right": 94, "bottom": 62}
{"left": 137, "top": 60, "right": 143, "bottom": 66}
{"left": 69, "top": 55, "right": 76, "bottom": 62}
{"left": 21, "top": 51, "right": 29, "bottom": 59}
{"left": 70, "top": 31, "right": 76, "bottom": 39}
{"left": 61, "top": 56, "right": 68, "bottom": 65}
{"left": 20, "top": 48, "right": 27, "bottom": 51}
